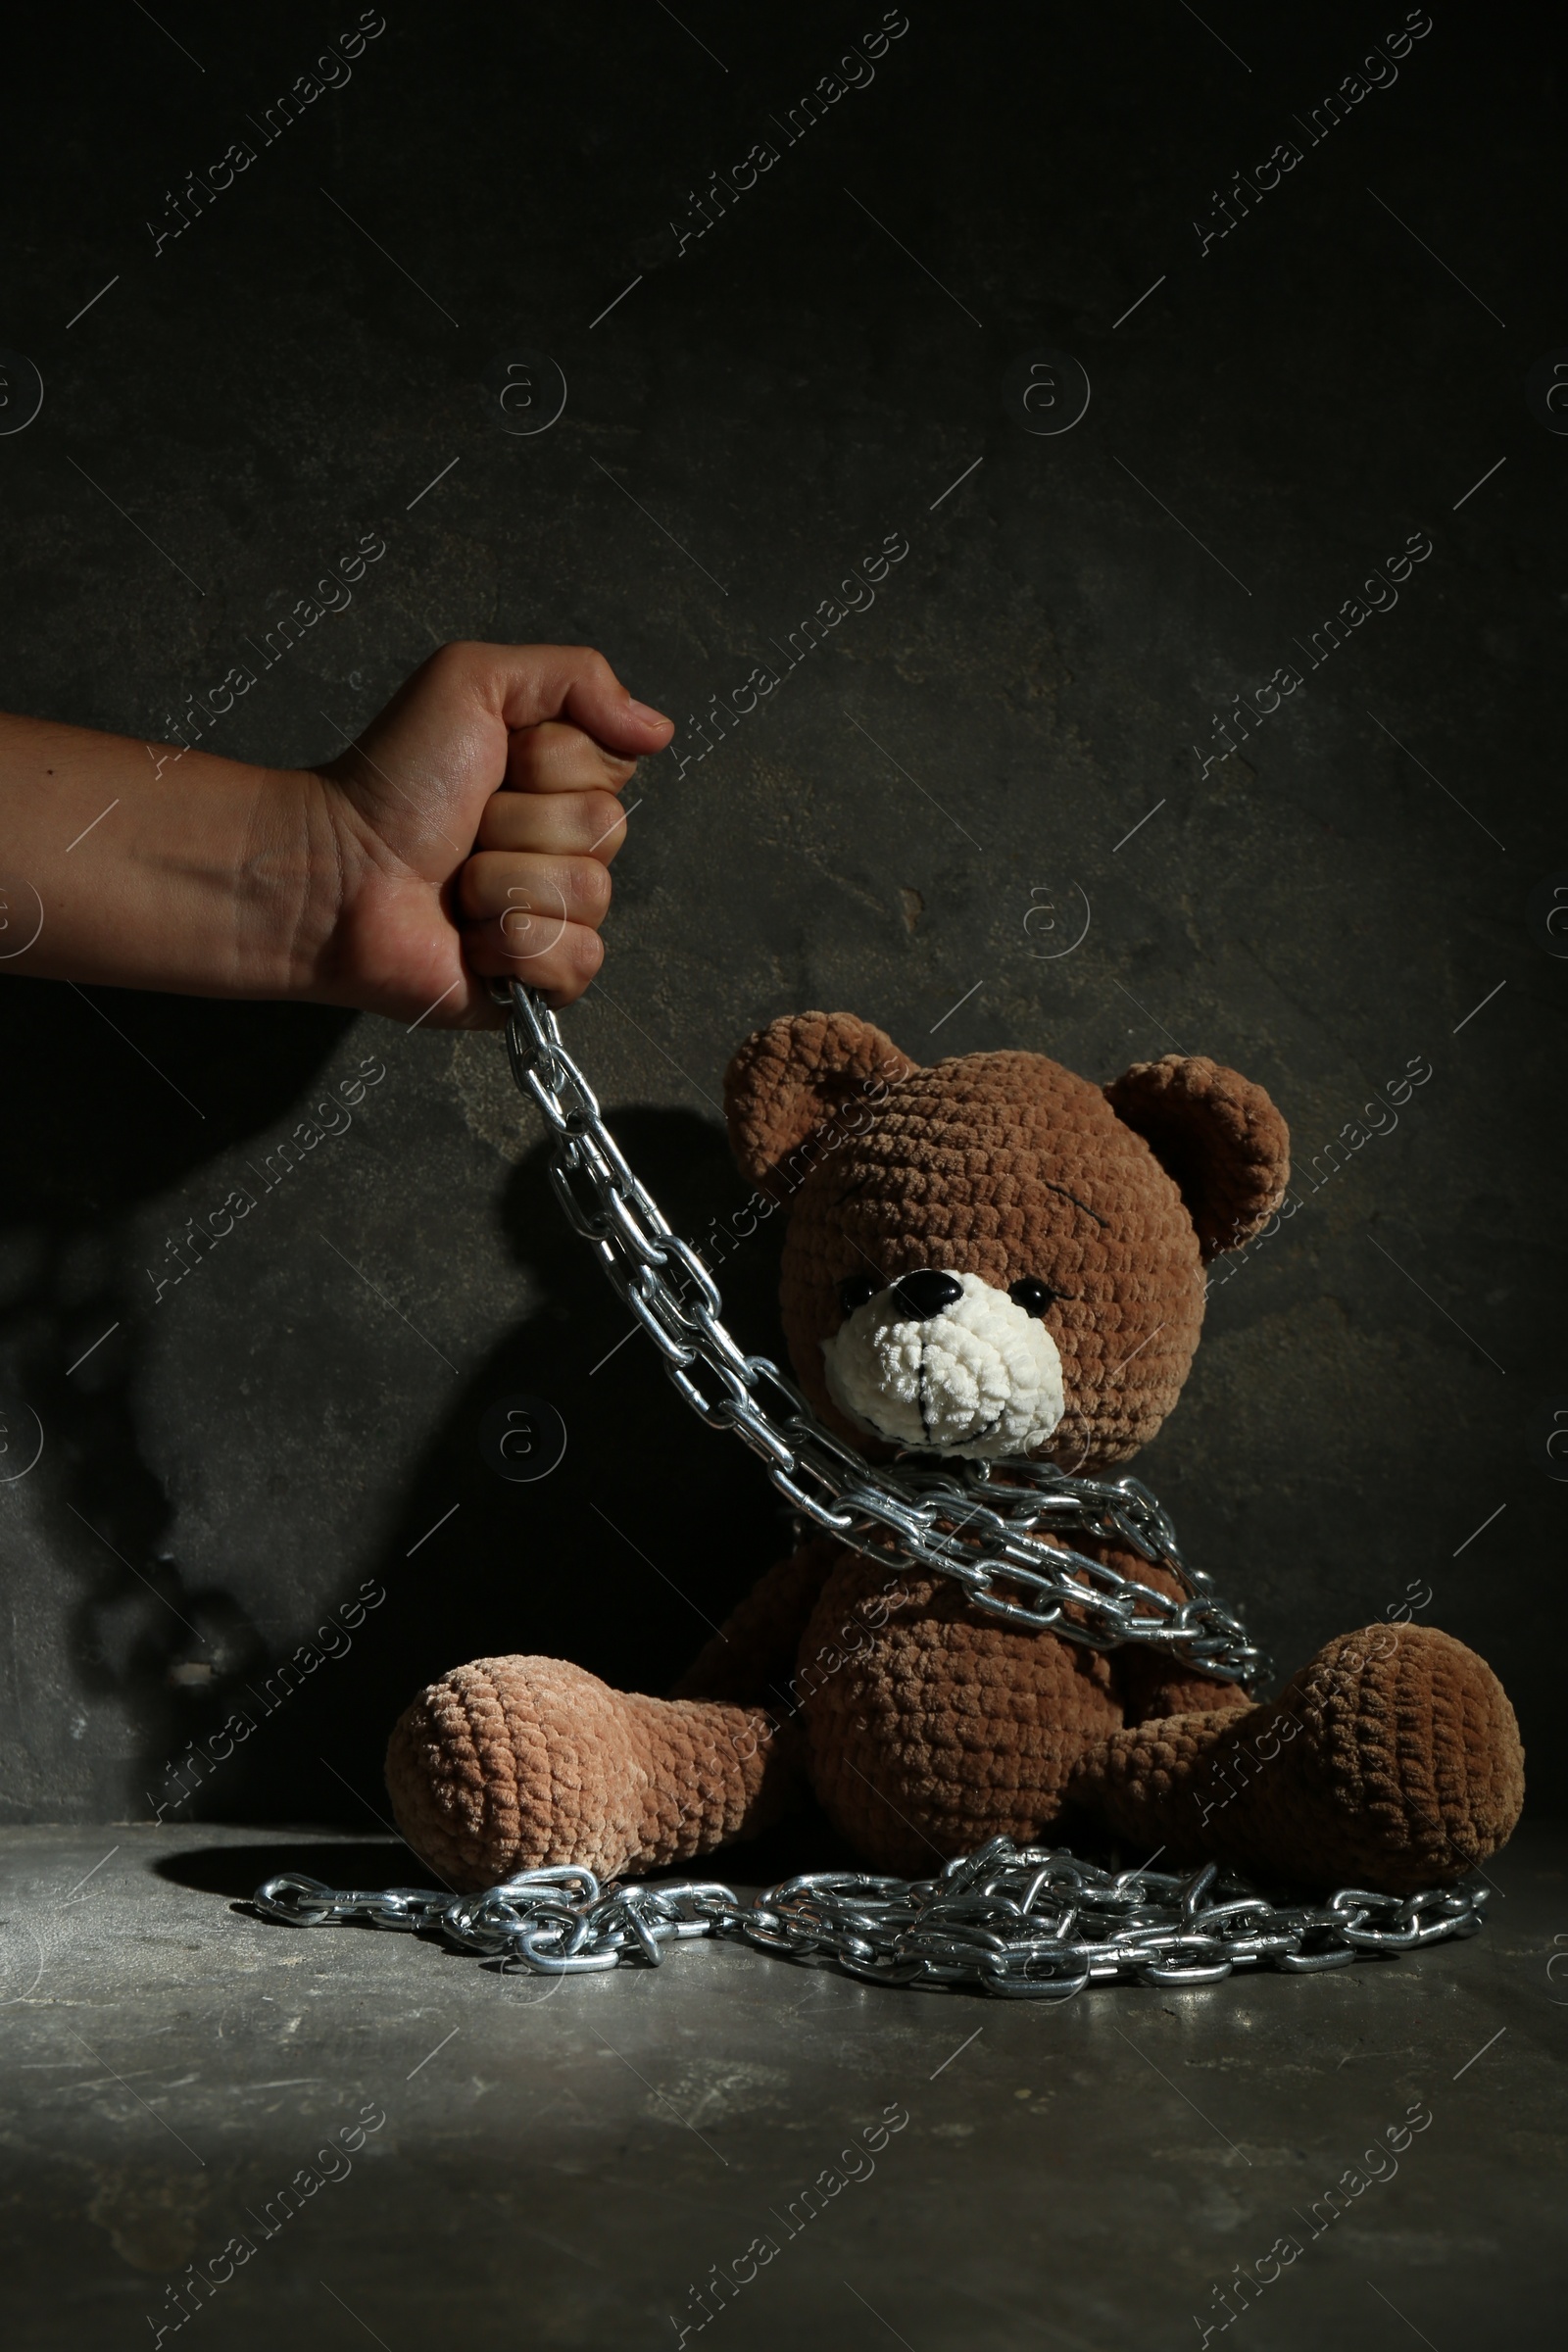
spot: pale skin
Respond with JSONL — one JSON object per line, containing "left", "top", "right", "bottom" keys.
{"left": 0, "top": 642, "right": 674, "bottom": 1025}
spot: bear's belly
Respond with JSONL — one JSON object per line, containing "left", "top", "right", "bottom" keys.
{"left": 796, "top": 1551, "right": 1125, "bottom": 1875}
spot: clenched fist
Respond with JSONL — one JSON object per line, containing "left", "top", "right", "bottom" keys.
{"left": 314, "top": 642, "right": 672, "bottom": 1024}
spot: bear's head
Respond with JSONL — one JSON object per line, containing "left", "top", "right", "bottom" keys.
{"left": 724, "top": 1012, "right": 1290, "bottom": 1473}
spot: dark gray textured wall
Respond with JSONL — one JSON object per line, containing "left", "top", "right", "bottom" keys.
{"left": 1, "top": 2, "right": 1561, "bottom": 1831}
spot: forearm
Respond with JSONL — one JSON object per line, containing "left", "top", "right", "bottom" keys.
{"left": 0, "top": 711, "right": 334, "bottom": 999}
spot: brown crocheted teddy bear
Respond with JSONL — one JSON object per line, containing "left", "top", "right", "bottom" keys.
{"left": 386, "top": 1013, "right": 1524, "bottom": 1896}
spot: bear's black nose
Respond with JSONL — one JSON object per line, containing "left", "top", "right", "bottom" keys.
{"left": 891, "top": 1269, "right": 964, "bottom": 1321}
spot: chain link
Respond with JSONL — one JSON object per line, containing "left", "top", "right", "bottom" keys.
{"left": 253, "top": 1841, "right": 1489, "bottom": 1995}
{"left": 258, "top": 987, "right": 1488, "bottom": 1994}
{"left": 496, "top": 979, "right": 1271, "bottom": 1687}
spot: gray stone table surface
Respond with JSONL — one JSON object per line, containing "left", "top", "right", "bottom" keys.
{"left": 3, "top": 1821, "right": 1564, "bottom": 2350}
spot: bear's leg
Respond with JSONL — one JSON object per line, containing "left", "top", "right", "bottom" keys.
{"left": 1071, "top": 1624, "right": 1524, "bottom": 1894}
{"left": 796, "top": 1555, "right": 1126, "bottom": 1876}
{"left": 386, "top": 1656, "right": 796, "bottom": 1891}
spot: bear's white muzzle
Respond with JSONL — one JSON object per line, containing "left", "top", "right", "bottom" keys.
{"left": 821, "top": 1270, "right": 1065, "bottom": 1458}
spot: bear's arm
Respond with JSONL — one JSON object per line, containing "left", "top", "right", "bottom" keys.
{"left": 1069, "top": 1537, "right": 1253, "bottom": 1726}
{"left": 668, "top": 1534, "right": 845, "bottom": 1705}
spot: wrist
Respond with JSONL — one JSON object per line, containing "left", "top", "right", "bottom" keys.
{"left": 211, "top": 762, "right": 350, "bottom": 1002}
{"left": 108, "top": 757, "right": 339, "bottom": 1004}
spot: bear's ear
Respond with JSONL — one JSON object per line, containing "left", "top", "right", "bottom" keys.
{"left": 1104, "top": 1054, "right": 1290, "bottom": 1260}
{"left": 724, "top": 1011, "right": 917, "bottom": 1192}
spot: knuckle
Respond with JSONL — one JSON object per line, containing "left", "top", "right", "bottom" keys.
{"left": 564, "top": 922, "right": 604, "bottom": 977}
{"left": 427, "top": 639, "right": 476, "bottom": 684}
{"left": 575, "top": 858, "right": 612, "bottom": 918}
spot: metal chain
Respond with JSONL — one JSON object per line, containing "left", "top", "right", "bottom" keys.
{"left": 253, "top": 1841, "right": 1489, "bottom": 1996}
{"left": 496, "top": 979, "right": 1270, "bottom": 1688}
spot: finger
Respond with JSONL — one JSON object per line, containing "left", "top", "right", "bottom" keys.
{"left": 458, "top": 851, "right": 612, "bottom": 931}
{"left": 464, "top": 912, "right": 605, "bottom": 1006}
{"left": 475, "top": 788, "right": 628, "bottom": 862}
{"left": 505, "top": 720, "right": 637, "bottom": 797}
{"left": 466, "top": 642, "right": 673, "bottom": 756}
{"left": 396, "top": 641, "right": 672, "bottom": 759}
{"left": 323, "top": 646, "right": 669, "bottom": 878}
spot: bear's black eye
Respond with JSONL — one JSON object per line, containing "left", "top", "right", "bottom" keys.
{"left": 837, "top": 1272, "right": 882, "bottom": 1315}
{"left": 1009, "top": 1277, "right": 1060, "bottom": 1317}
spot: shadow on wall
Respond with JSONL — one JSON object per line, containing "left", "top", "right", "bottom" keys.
{"left": 2, "top": 991, "right": 793, "bottom": 1828}
{"left": 0, "top": 977, "right": 358, "bottom": 1818}
{"left": 242, "top": 1104, "right": 794, "bottom": 1829}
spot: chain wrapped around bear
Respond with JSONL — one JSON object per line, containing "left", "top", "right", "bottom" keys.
{"left": 501, "top": 984, "right": 1273, "bottom": 1685}
{"left": 257, "top": 987, "right": 1521, "bottom": 1991}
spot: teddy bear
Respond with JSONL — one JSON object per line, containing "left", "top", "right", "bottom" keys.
{"left": 385, "top": 1012, "right": 1524, "bottom": 1899}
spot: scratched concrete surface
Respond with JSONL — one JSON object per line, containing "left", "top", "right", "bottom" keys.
{"left": 3, "top": 1822, "right": 1564, "bottom": 2348}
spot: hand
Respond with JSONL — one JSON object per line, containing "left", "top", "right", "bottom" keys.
{"left": 310, "top": 642, "right": 673, "bottom": 1027}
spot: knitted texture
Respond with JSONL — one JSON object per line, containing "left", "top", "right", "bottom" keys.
{"left": 384, "top": 1010, "right": 1525, "bottom": 1900}
{"left": 1077, "top": 1625, "right": 1526, "bottom": 1894}
{"left": 725, "top": 1016, "right": 1286, "bottom": 1472}
{"left": 781, "top": 1539, "right": 1250, "bottom": 1873}
{"left": 725, "top": 1010, "right": 913, "bottom": 1199}
{"left": 385, "top": 1656, "right": 793, "bottom": 1890}
{"left": 798, "top": 1551, "right": 1125, "bottom": 1875}
{"left": 1104, "top": 1053, "right": 1290, "bottom": 1261}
